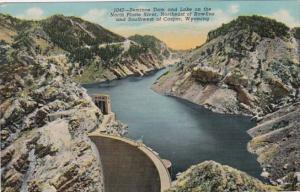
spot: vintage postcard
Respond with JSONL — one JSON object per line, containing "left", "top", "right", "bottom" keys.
{"left": 0, "top": 0, "right": 299, "bottom": 191}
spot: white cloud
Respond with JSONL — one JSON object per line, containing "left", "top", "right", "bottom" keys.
{"left": 270, "top": 9, "right": 300, "bottom": 27}
{"left": 82, "top": 9, "right": 107, "bottom": 23}
{"left": 212, "top": 9, "right": 233, "bottom": 26}
{"left": 17, "top": 7, "right": 44, "bottom": 20}
{"left": 229, "top": 5, "right": 239, "bottom": 14}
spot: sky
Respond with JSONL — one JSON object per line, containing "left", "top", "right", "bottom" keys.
{"left": 0, "top": 0, "right": 299, "bottom": 50}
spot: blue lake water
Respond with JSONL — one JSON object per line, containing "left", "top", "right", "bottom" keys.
{"left": 83, "top": 69, "right": 262, "bottom": 180}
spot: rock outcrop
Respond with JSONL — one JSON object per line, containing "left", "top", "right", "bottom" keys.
{"left": 166, "top": 161, "right": 277, "bottom": 192}
{"left": 0, "top": 40, "right": 125, "bottom": 192}
{"left": 248, "top": 101, "right": 300, "bottom": 191}
{"left": 153, "top": 16, "right": 299, "bottom": 116}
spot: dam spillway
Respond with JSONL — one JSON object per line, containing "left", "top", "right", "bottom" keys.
{"left": 89, "top": 133, "right": 171, "bottom": 192}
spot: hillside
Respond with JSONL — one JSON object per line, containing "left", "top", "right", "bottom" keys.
{"left": 207, "top": 15, "right": 289, "bottom": 42}
{"left": 1, "top": 42, "right": 100, "bottom": 192}
{"left": 129, "top": 34, "right": 171, "bottom": 59}
{"left": 152, "top": 15, "right": 300, "bottom": 189}
{"left": 153, "top": 15, "right": 299, "bottom": 116}
{"left": 248, "top": 101, "right": 300, "bottom": 191}
{"left": 166, "top": 161, "right": 278, "bottom": 192}
{"left": 0, "top": 14, "right": 172, "bottom": 83}
{"left": 0, "top": 14, "right": 130, "bottom": 192}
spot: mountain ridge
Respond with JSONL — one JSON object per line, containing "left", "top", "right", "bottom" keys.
{"left": 0, "top": 13, "right": 173, "bottom": 83}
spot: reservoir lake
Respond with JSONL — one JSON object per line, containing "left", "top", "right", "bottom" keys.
{"left": 83, "top": 69, "right": 262, "bottom": 180}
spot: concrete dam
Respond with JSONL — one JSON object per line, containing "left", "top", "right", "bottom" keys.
{"left": 90, "top": 94, "right": 171, "bottom": 192}
{"left": 89, "top": 133, "right": 171, "bottom": 192}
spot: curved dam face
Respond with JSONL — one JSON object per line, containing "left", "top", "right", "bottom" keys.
{"left": 89, "top": 133, "right": 171, "bottom": 192}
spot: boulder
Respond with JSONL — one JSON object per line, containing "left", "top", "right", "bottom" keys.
{"left": 223, "top": 69, "right": 249, "bottom": 88}
{"left": 191, "top": 66, "right": 223, "bottom": 83}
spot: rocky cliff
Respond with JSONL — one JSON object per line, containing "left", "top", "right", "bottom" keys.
{"left": 0, "top": 30, "right": 126, "bottom": 192}
{"left": 153, "top": 16, "right": 300, "bottom": 190}
{"left": 0, "top": 14, "right": 172, "bottom": 84}
{"left": 166, "top": 161, "right": 277, "bottom": 192}
{"left": 248, "top": 101, "right": 300, "bottom": 191}
{"left": 153, "top": 16, "right": 299, "bottom": 116}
